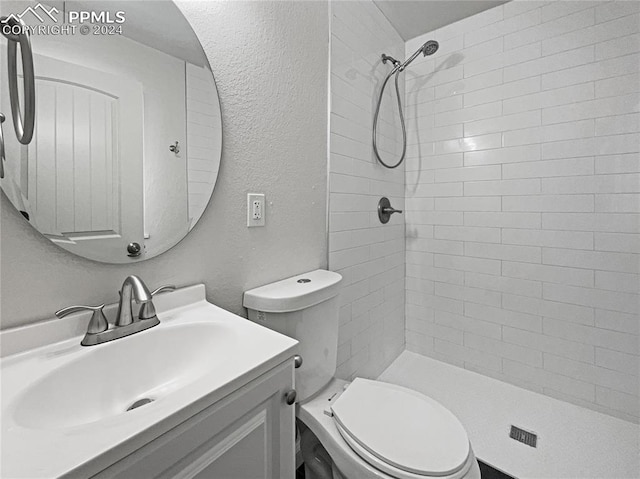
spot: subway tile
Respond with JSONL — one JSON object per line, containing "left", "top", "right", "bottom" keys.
{"left": 542, "top": 93, "right": 640, "bottom": 125}
{"left": 542, "top": 54, "right": 640, "bottom": 90}
{"left": 465, "top": 242, "right": 542, "bottom": 263}
{"left": 434, "top": 225, "right": 501, "bottom": 243}
{"left": 407, "top": 238, "right": 464, "bottom": 256}
{"left": 464, "top": 8, "right": 540, "bottom": 48}
{"left": 596, "top": 194, "right": 640, "bottom": 213}
{"left": 595, "top": 73, "right": 640, "bottom": 99}
{"left": 464, "top": 144, "right": 541, "bottom": 166}
{"left": 595, "top": 32, "right": 640, "bottom": 61}
{"left": 504, "top": 45, "right": 594, "bottom": 83}
{"left": 464, "top": 179, "right": 541, "bottom": 196}
{"left": 542, "top": 119, "right": 595, "bottom": 142}
{"left": 503, "top": 158, "right": 594, "bottom": 179}
{"left": 543, "top": 283, "right": 638, "bottom": 315}
{"left": 464, "top": 332, "right": 543, "bottom": 367}
{"left": 502, "top": 127, "right": 542, "bottom": 147}
{"left": 435, "top": 69, "right": 504, "bottom": 99}
{"left": 595, "top": 309, "right": 639, "bottom": 335}
{"left": 594, "top": 154, "right": 640, "bottom": 174}
{"left": 503, "top": 83, "right": 594, "bottom": 115}
{"left": 595, "top": 387, "right": 640, "bottom": 418}
{"left": 435, "top": 165, "right": 501, "bottom": 182}
{"left": 503, "top": 326, "right": 595, "bottom": 364}
{"left": 502, "top": 228, "right": 594, "bottom": 250}
{"left": 406, "top": 263, "right": 465, "bottom": 285}
{"left": 595, "top": 113, "right": 640, "bottom": 136}
{"left": 594, "top": 232, "right": 640, "bottom": 254}
{"left": 544, "top": 353, "right": 638, "bottom": 395}
{"left": 434, "top": 101, "right": 502, "bottom": 127}
{"left": 435, "top": 196, "right": 501, "bottom": 211}
{"left": 435, "top": 282, "right": 502, "bottom": 307}
{"left": 503, "top": 359, "right": 595, "bottom": 401}
{"left": 542, "top": 213, "right": 640, "bottom": 233}
{"left": 542, "top": 134, "right": 639, "bottom": 160}
{"left": 543, "top": 247, "right": 639, "bottom": 273}
{"left": 503, "top": 293, "right": 595, "bottom": 325}
{"left": 540, "top": 1, "right": 600, "bottom": 23}
{"left": 465, "top": 302, "right": 543, "bottom": 332}
{"left": 435, "top": 339, "right": 503, "bottom": 371}
{"left": 464, "top": 77, "right": 540, "bottom": 108}
{"left": 465, "top": 212, "right": 542, "bottom": 229}
{"left": 502, "top": 261, "right": 594, "bottom": 287}
{"left": 595, "top": 270, "right": 639, "bottom": 294}
{"left": 435, "top": 310, "right": 502, "bottom": 339}
{"left": 464, "top": 110, "right": 541, "bottom": 137}
{"left": 504, "top": 1, "right": 548, "bottom": 19}
{"left": 595, "top": 1, "right": 640, "bottom": 23}
{"left": 465, "top": 42, "right": 541, "bottom": 78}
{"left": 542, "top": 174, "right": 640, "bottom": 194}
{"left": 596, "top": 348, "right": 638, "bottom": 376}
{"left": 434, "top": 134, "right": 502, "bottom": 155}
{"left": 434, "top": 253, "right": 502, "bottom": 275}
{"left": 504, "top": 8, "right": 595, "bottom": 50}
{"left": 465, "top": 271, "right": 543, "bottom": 298}
{"left": 543, "top": 13, "right": 640, "bottom": 57}
{"left": 503, "top": 195, "right": 594, "bottom": 212}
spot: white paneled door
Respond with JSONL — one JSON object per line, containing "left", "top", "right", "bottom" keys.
{"left": 1, "top": 52, "right": 144, "bottom": 260}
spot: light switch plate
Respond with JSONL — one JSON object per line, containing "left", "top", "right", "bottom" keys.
{"left": 247, "top": 193, "right": 265, "bottom": 227}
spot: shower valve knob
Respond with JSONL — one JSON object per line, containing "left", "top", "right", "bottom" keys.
{"left": 378, "top": 197, "right": 403, "bottom": 224}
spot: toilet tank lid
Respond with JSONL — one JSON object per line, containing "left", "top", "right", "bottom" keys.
{"left": 243, "top": 270, "right": 342, "bottom": 313}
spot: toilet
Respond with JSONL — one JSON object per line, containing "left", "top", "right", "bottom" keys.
{"left": 243, "top": 270, "right": 481, "bottom": 479}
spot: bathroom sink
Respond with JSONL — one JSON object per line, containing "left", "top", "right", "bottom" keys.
{"left": 12, "top": 322, "right": 235, "bottom": 430}
{"left": 1, "top": 285, "right": 298, "bottom": 478}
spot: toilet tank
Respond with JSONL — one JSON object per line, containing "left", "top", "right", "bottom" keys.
{"left": 243, "top": 270, "right": 342, "bottom": 402}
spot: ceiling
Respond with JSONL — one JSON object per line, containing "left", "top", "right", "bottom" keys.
{"left": 373, "top": 0, "right": 510, "bottom": 41}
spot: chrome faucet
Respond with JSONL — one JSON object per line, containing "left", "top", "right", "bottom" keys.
{"left": 115, "top": 275, "right": 153, "bottom": 326}
{"left": 56, "top": 276, "right": 174, "bottom": 346}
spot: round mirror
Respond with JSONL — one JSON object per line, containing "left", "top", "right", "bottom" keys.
{"left": 0, "top": 0, "right": 222, "bottom": 263}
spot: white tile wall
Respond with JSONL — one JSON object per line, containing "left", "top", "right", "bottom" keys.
{"left": 329, "top": 1, "right": 405, "bottom": 380}
{"left": 186, "top": 63, "right": 221, "bottom": 228}
{"left": 405, "top": 0, "right": 639, "bottom": 422}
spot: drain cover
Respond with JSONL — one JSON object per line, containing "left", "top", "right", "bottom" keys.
{"left": 510, "top": 425, "right": 537, "bottom": 447}
{"left": 127, "top": 398, "right": 154, "bottom": 411}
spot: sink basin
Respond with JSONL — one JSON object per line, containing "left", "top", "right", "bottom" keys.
{"left": 1, "top": 284, "right": 298, "bottom": 479}
{"left": 13, "top": 322, "right": 236, "bottom": 430}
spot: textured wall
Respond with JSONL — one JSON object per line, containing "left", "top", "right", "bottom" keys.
{"left": 404, "top": 0, "right": 639, "bottom": 422}
{"left": 1, "top": 1, "right": 329, "bottom": 329}
{"left": 329, "top": 1, "right": 405, "bottom": 380}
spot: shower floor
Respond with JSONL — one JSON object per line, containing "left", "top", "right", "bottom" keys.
{"left": 378, "top": 351, "right": 638, "bottom": 479}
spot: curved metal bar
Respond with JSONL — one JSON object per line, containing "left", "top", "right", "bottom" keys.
{"left": 2, "top": 16, "right": 36, "bottom": 145}
{"left": 0, "top": 112, "right": 5, "bottom": 178}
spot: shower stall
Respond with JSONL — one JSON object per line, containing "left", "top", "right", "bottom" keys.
{"left": 328, "top": 1, "right": 639, "bottom": 475}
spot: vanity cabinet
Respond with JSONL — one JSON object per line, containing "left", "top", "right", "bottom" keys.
{"left": 93, "top": 360, "right": 295, "bottom": 479}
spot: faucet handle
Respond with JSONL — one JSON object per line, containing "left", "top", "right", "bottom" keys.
{"left": 139, "top": 285, "right": 176, "bottom": 320}
{"left": 55, "top": 304, "right": 108, "bottom": 334}
{"left": 150, "top": 285, "right": 176, "bottom": 296}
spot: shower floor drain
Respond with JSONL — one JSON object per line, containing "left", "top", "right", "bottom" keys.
{"left": 126, "top": 398, "right": 154, "bottom": 411}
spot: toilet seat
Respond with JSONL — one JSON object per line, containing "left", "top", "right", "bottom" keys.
{"left": 330, "top": 379, "right": 470, "bottom": 478}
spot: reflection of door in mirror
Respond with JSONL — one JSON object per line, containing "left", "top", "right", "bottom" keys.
{"left": 0, "top": 51, "right": 144, "bottom": 260}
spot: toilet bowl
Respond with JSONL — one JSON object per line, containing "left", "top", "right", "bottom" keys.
{"left": 243, "top": 270, "right": 481, "bottom": 479}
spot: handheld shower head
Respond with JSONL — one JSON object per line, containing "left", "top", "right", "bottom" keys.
{"left": 421, "top": 40, "right": 439, "bottom": 56}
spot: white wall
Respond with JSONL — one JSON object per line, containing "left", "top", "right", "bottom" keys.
{"left": 404, "top": 0, "right": 639, "bottom": 422}
{"left": 1, "top": 1, "right": 328, "bottom": 329}
{"left": 329, "top": 1, "right": 406, "bottom": 380}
